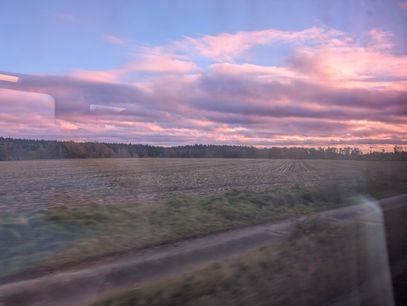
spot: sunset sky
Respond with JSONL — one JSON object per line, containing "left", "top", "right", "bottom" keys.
{"left": 1, "top": 0, "right": 406, "bottom": 149}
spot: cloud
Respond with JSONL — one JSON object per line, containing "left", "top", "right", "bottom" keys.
{"left": 71, "top": 70, "right": 122, "bottom": 83}
{"left": 0, "top": 26, "right": 406, "bottom": 148}
{"left": 125, "top": 48, "right": 198, "bottom": 73}
{"left": 176, "top": 26, "right": 349, "bottom": 61}
{"left": 104, "top": 35, "right": 125, "bottom": 45}
{"left": 72, "top": 48, "right": 198, "bottom": 83}
{"left": 368, "top": 28, "right": 394, "bottom": 50}
{"left": 286, "top": 43, "right": 407, "bottom": 90}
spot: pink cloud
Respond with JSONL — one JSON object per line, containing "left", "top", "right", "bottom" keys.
{"left": 288, "top": 46, "right": 407, "bottom": 90}
{"left": 72, "top": 48, "right": 198, "bottom": 84}
{"left": 177, "top": 27, "right": 349, "bottom": 61}
{"left": 124, "top": 51, "right": 198, "bottom": 74}
{"left": 208, "top": 63, "right": 298, "bottom": 81}
{"left": 368, "top": 28, "right": 394, "bottom": 50}
{"left": 1, "top": 26, "right": 406, "bottom": 148}
{"left": 71, "top": 70, "right": 122, "bottom": 83}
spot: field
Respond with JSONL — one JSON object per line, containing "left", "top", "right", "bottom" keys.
{"left": 1, "top": 158, "right": 406, "bottom": 213}
{"left": 0, "top": 158, "right": 406, "bottom": 280}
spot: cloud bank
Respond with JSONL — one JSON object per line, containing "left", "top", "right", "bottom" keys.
{"left": 0, "top": 26, "right": 406, "bottom": 149}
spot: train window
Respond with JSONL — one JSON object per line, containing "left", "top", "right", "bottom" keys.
{"left": 0, "top": 1, "right": 406, "bottom": 306}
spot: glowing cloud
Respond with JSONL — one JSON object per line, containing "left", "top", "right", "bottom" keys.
{"left": 1, "top": 25, "right": 406, "bottom": 148}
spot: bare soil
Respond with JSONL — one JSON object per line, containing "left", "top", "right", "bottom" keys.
{"left": 1, "top": 158, "right": 405, "bottom": 212}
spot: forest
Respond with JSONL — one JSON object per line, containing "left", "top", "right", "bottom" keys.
{"left": 0, "top": 137, "right": 406, "bottom": 161}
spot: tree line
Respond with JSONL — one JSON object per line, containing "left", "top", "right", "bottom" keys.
{"left": 0, "top": 137, "right": 405, "bottom": 161}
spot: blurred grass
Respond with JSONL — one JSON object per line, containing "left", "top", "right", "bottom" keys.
{"left": 92, "top": 218, "right": 356, "bottom": 306}
{"left": 0, "top": 175, "right": 406, "bottom": 280}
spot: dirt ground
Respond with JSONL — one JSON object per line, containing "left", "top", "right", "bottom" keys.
{"left": 1, "top": 158, "right": 405, "bottom": 212}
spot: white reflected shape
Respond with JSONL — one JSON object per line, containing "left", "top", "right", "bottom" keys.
{"left": 354, "top": 196, "right": 395, "bottom": 306}
{"left": 329, "top": 196, "right": 395, "bottom": 306}
{"left": 0, "top": 73, "right": 19, "bottom": 83}
{"left": 0, "top": 89, "right": 55, "bottom": 123}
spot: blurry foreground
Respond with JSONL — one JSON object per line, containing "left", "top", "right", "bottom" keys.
{"left": 1, "top": 195, "right": 406, "bottom": 306}
{"left": 94, "top": 197, "right": 400, "bottom": 306}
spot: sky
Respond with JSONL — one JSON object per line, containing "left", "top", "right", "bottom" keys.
{"left": 0, "top": 0, "right": 407, "bottom": 149}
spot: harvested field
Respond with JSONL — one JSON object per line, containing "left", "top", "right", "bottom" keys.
{"left": 0, "top": 158, "right": 406, "bottom": 280}
{"left": 1, "top": 158, "right": 406, "bottom": 213}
